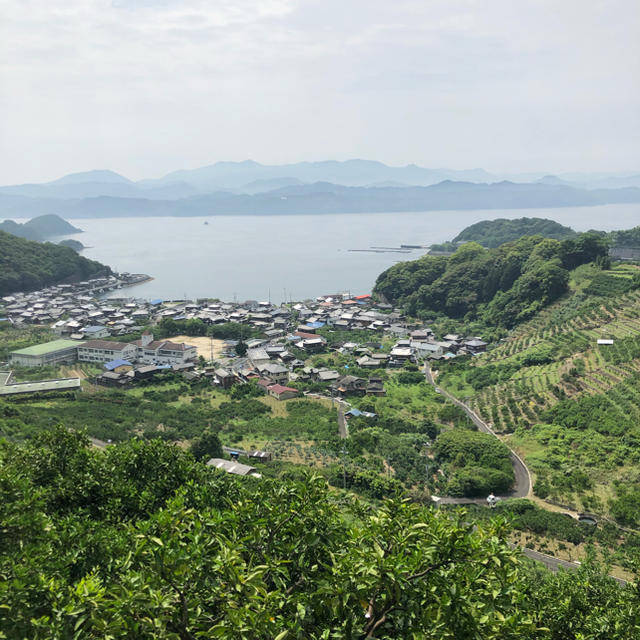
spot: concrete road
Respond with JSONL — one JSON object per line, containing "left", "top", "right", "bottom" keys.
{"left": 517, "top": 546, "right": 628, "bottom": 585}
{"left": 424, "top": 364, "right": 531, "bottom": 499}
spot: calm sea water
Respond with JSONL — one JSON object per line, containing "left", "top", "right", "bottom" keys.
{"left": 42, "top": 204, "right": 640, "bottom": 302}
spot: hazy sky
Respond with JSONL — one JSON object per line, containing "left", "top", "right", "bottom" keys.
{"left": 1, "top": 0, "right": 639, "bottom": 183}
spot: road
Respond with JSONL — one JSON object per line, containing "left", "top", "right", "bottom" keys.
{"left": 516, "top": 546, "right": 628, "bottom": 585}
{"left": 424, "top": 364, "right": 531, "bottom": 499}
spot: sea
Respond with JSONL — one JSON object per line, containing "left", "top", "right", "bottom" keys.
{"left": 35, "top": 203, "right": 640, "bottom": 303}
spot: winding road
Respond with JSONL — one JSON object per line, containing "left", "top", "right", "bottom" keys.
{"left": 424, "top": 364, "right": 532, "bottom": 500}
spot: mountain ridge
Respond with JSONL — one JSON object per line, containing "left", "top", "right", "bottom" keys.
{"left": 1, "top": 180, "right": 639, "bottom": 219}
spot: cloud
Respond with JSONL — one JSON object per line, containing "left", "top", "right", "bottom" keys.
{"left": 0, "top": 0, "right": 638, "bottom": 182}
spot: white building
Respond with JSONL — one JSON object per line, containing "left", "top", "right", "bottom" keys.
{"left": 78, "top": 340, "right": 138, "bottom": 364}
{"left": 134, "top": 332, "right": 197, "bottom": 365}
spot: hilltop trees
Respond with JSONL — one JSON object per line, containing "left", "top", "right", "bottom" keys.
{"left": 0, "top": 230, "right": 110, "bottom": 296}
{"left": 373, "top": 232, "right": 608, "bottom": 327}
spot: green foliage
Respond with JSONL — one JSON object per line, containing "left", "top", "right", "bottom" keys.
{"left": 189, "top": 429, "right": 223, "bottom": 461}
{"left": 541, "top": 375, "right": 640, "bottom": 437}
{"left": 453, "top": 217, "right": 576, "bottom": 248}
{"left": 374, "top": 232, "right": 609, "bottom": 327}
{"left": 2, "top": 433, "right": 638, "bottom": 639}
{"left": 585, "top": 272, "right": 640, "bottom": 297}
{"left": 230, "top": 379, "right": 264, "bottom": 399}
{"left": 610, "top": 485, "right": 640, "bottom": 527}
{"left": 396, "top": 370, "right": 426, "bottom": 385}
{"left": 156, "top": 317, "right": 260, "bottom": 340}
{"left": 434, "top": 429, "right": 515, "bottom": 496}
{"left": 609, "top": 225, "right": 640, "bottom": 248}
{"left": 0, "top": 230, "right": 111, "bottom": 296}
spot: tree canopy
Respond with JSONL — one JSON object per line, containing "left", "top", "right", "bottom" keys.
{"left": 0, "top": 230, "right": 110, "bottom": 295}
{"left": 452, "top": 217, "right": 576, "bottom": 248}
{"left": 373, "top": 233, "right": 608, "bottom": 327}
{"left": 2, "top": 428, "right": 639, "bottom": 639}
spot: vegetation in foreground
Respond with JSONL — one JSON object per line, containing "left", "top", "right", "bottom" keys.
{"left": 2, "top": 429, "right": 639, "bottom": 639}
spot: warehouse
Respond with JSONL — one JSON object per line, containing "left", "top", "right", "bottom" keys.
{"left": 9, "top": 339, "right": 84, "bottom": 367}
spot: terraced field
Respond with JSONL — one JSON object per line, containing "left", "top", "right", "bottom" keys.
{"left": 436, "top": 266, "right": 640, "bottom": 519}
{"left": 470, "top": 287, "right": 640, "bottom": 433}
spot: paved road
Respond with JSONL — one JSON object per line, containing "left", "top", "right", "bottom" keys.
{"left": 517, "top": 546, "right": 628, "bottom": 585}
{"left": 424, "top": 364, "right": 531, "bottom": 499}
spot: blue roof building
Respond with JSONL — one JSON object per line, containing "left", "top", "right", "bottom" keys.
{"left": 104, "top": 359, "right": 132, "bottom": 371}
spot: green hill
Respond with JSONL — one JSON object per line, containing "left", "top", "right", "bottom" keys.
{"left": 0, "top": 230, "right": 110, "bottom": 295}
{"left": 374, "top": 232, "right": 611, "bottom": 327}
{"left": 452, "top": 217, "right": 576, "bottom": 248}
{"left": 0, "top": 214, "right": 82, "bottom": 242}
{"left": 58, "top": 238, "right": 85, "bottom": 252}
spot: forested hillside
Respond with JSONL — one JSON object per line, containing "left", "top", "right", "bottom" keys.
{"left": 374, "top": 232, "right": 611, "bottom": 327}
{"left": 609, "top": 225, "right": 640, "bottom": 247}
{"left": 0, "top": 230, "right": 110, "bottom": 295}
{"left": 1, "top": 429, "right": 638, "bottom": 639}
{"left": 452, "top": 217, "right": 576, "bottom": 248}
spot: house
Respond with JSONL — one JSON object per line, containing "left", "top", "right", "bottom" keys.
{"left": 597, "top": 339, "right": 614, "bottom": 345}
{"left": 104, "top": 359, "right": 133, "bottom": 373}
{"left": 96, "top": 371, "right": 131, "bottom": 388}
{"left": 134, "top": 365, "right": 161, "bottom": 380}
{"left": 297, "top": 337, "right": 327, "bottom": 353}
{"left": 356, "top": 355, "right": 380, "bottom": 368}
{"left": 247, "top": 347, "right": 271, "bottom": 366}
{"left": 248, "top": 450, "right": 272, "bottom": 462}
{"left": 135, "top": 332, "right": 197, "bottom": 365}
{"left": 464, "top": 339, "right": 487, "bottom": 354}
{"left": 206, "top": 458, "right": 262, "bottom": 478}
{"left": 214, "top": 368, "right": 236, "bottom": 388}
{"left": 371, "top": 353, "right": 390, "bottom": 366}
{"left": 82, "top": 325, "right": 110, "bottom": 339}
{"left": 267, "top": 384, "right": 300, "bottom": 401}
{"left": 259, "top": 363, "right": 289, "bottom": 385}
{"left": 412, "top": 342, "right": 443, "bottom": 359}
{"left": 315, "top": 369, "right": 341, "bottom": 383}
{"left": 366, "top": 376, "right": 386, "bottom": 397}
{"left": 172, "top": 362, "right": 196, "bottom": 373}
{"left": 265, "top": 345, "right": 286, "bottom": 359}
{"left": 385, "top": 325, "right": 409, "bottom": 338}
{"left": 389, "top": 346, "right": 414, "bottom": 364}
{"left": 333, "top": 375, "right": 367, "bottom": 396}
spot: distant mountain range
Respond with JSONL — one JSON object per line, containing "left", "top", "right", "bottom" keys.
{"left": 0, "top": 160, "right": 639, "bottom": 219}
{"left": 0, "top": 180, "right": 639, "bottom": 219}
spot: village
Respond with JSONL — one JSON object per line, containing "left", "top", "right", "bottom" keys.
{"left": 0, "top": 274, "right": 488, "bottom": 401}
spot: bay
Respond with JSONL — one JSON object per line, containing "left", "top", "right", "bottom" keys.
{"left": 46, "top": 203, "right": 639, "bottom": 303}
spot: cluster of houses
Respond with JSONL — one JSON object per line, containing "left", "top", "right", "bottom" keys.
{"left": 3, "top": 285, "right": 489, "bottom": 400}
{"left": 0, "top": 274, "right": 150, "bottom": 328}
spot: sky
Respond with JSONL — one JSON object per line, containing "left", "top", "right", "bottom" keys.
{"left": 1, "top": 0, "right": 639, "bottom": 184}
